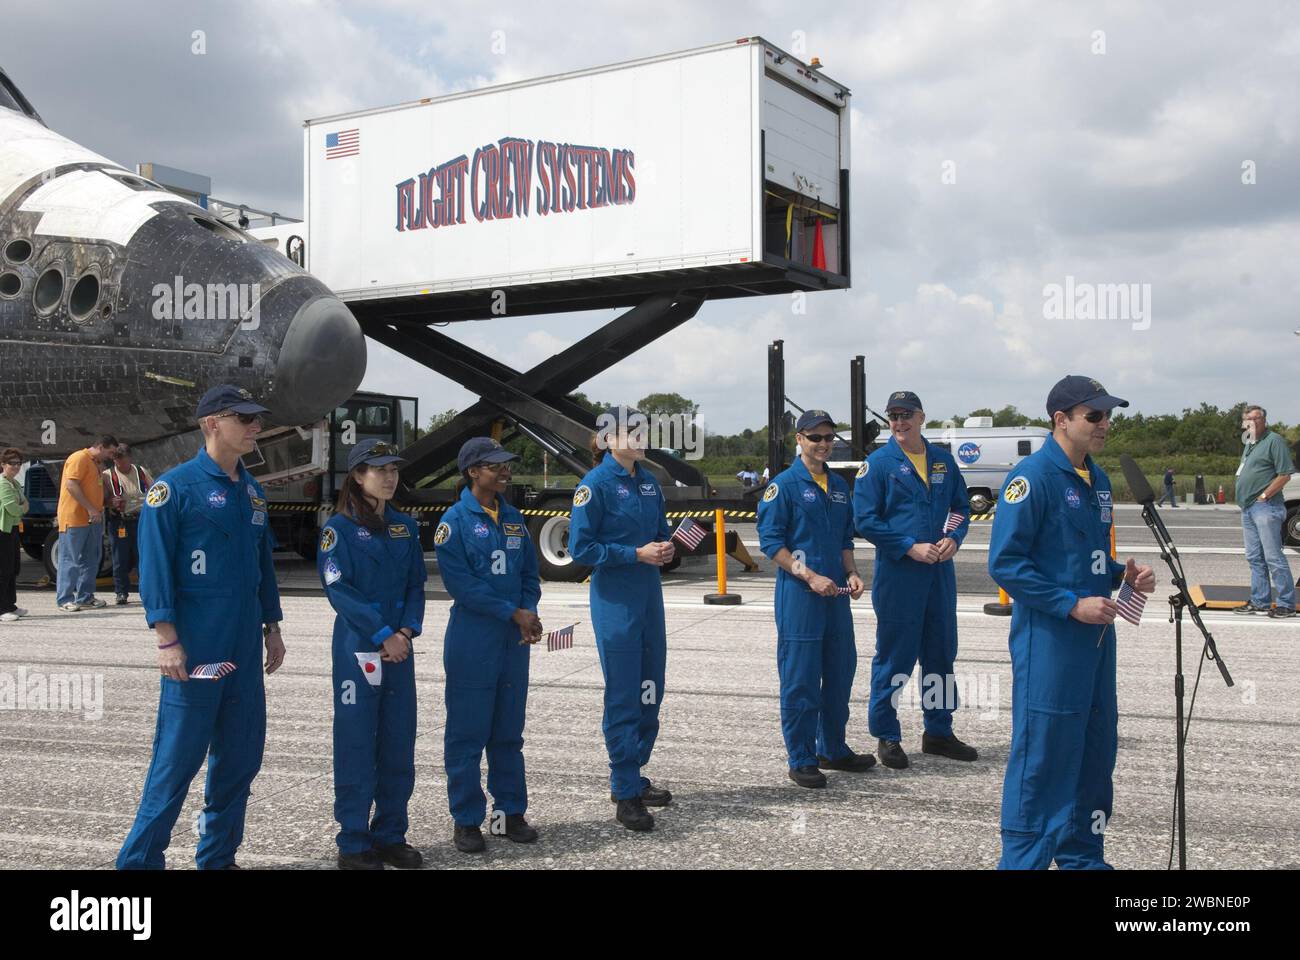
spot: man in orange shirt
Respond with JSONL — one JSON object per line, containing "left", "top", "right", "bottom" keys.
{"left": 56, "top": 435, "right": 119, "bottom": 612}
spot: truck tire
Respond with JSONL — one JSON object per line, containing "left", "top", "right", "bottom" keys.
{"left": 1286, "top": 504, "right": 1299, "bottom": 548}
{"left": 41, "top": 528, "right": 113, "bottom": 581}
{"left": 527, "top": 505, "right": 591, "bottom": 583}
{"left": 969, "top": 491, "right": 994, "bottom": 514}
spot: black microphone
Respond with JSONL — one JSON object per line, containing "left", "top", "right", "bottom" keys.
{"left": 1120, "top": 453, "right": 1177, "bottom": 558}
{"left": 1120, "top": 454, "right": 1155, "bottom": 504}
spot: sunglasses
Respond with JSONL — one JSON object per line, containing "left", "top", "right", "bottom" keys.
{"left": 475, "top": 461, "right": 512, "bottom": 472}
{"left": 368, "top": 442, "right": 399, "bottom": 457}
{"left": 887, "top": 410, "right": 917, "bottom": 422}
{"left": 1081, "top": 410, "right": 1107, "bottom": 424}
{"left": 801, "top": 433, "right": 836, "bottom": 443}
{"left": 213, "top": 412, "right": 263, "bottom": 426}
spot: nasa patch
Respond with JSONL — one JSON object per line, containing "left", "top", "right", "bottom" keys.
{"left": 802, "top": 488, "right": 817, "bottom": 502}
{"left": 389, "top": 523, "right": 410, "bottom": 539}
{"left": 1065, "top": 487, "right": 1082, "bottom": 509}
{"left": 573, "top": 485, "right": 592, "bottom": 507}
{"left": 252, "top": 510, "right": 267, "bottom": 525}
{"left": 473, "top": 522, "right": 490, "bottom": 538}
{"left": 856, "top": 462, "right": 869, "bottom": 479}
{"left": 762, "top": 483, "right": 780, "bottom": 503}
{"left": 434, "top": 522, "right": 451, "bottom": 546}
{"left": 324, "top": 558, "right": 342, "bottom": 585}
{"left": 616, "top": 485, "right": 630, "bottom": 499}
{"left": 145, "top": 481, "right": 170, "bottom": 508}
{"left": 900, "top": 464, "right": 912, "bottom": 475}
{"left": 1003, "top": 477, "right": 1031, "bottom": 504}
{"left": 639, "top": 483, "right": 656, "bottom": 496}
{"left": 830, "top": 490, "right": 847, "bottom": 504}
{"left": 320, "top": 527, "right": 337, "bottom": 553}
{"left": 206, "top": 489, "right": 227, "bottom": 509}
{"left": 355, "top": 527, "right": 372, "bottom": 542}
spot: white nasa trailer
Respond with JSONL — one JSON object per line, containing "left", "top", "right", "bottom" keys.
{"left": 298, "top": 38, "right": 852, "bottom": 579}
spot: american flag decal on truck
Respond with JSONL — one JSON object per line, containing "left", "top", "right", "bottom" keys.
{"left": 326, "top": 129, "right": 360, "bottom": 159}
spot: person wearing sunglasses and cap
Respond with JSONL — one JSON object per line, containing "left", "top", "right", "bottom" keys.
{"left": 117, "top": 384, "right": 285, "bottom": 870}
{"left": 434, "top": 437, "right": 542, "bottom": 853}
{"left": 318, "top": 437, "right": 427, "bottom": 869}
{"left": 757, "top": 410, "right": 871, "bottom": 789}
{"left": 853, "top": 391, "right": 977, "bottom": 771}
{"left": 568, "top": 406, "right": 674, "bottom": 831}
{"left": 988, "top": 375, "right": 1155, "bottom": 869}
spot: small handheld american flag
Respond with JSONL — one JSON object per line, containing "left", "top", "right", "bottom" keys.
{"left": 189, "top": 661, "right": 236, "bottom": 680}
{"left": 942, "top": 512, "right": 965, "bottom": 535}
{"left": 545, "top": 623, "right": 578, "bottom": 652}
{"left": 1115, "top": 581, "right": 1148, "bottom": 625}
{"left": 671, "top": 517, "right": 708, "bottom": 551}
{"left": 836, "top": 586, "right": 854, "bottom": 595}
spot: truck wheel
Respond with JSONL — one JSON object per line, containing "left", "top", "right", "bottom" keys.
{"left": 42, "top": 528, "right": 114, "bottom": 581}
{"left": 969, "top": 492, "right": 993, "bottom": 514}
{"left": 526, "top": 507, "right": 591, "bottom": 583}
{"left": 1286, "top": 505, "right": 1299, "bottom": 548}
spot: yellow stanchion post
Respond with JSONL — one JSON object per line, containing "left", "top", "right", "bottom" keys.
{"left": 704, "top": 508, "right": 741, "bottom": 605}
{"left": 984, "top": 585, "right": 1012, "bottom": 616}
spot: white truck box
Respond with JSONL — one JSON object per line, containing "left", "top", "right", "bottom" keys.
{"left": 303, "top": 37, "right": 850, "bottom": 320}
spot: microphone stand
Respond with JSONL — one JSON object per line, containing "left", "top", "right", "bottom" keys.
{"left": 1133, "top": 497, "right": 1233, "bottom": 870}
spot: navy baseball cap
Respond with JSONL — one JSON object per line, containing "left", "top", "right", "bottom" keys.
{"left": 884, "top": 390, "right": 923, "bottom": 413}
{"left": 795, "top": 409, "right": 835, "bottom": 433}
{"left": 1046, "top": 375, "right": 1129, "bottom": 419}
{"left": 196, "top": 384, "right": 270, "bottom": 418}
{"left": 348, "top": 438, "right": 407, "bottom": 471}
{"left": 457, "top": 436, "right": 519, "bottom": 472}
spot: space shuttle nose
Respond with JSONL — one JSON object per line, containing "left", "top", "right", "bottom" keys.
{"left": 268, "top": 295, "right": 366, "bottom": 425}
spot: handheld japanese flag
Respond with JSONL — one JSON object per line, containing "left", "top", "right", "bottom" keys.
{"left": 671, "top": 517, "right": 707, "bottom": 551}
{"left": 355, "top": 651, "right": 383, "bottom": 686}
{"left": 942, "top": 512, "right": 965, "bottom": 535}
{"left": 189, "top": 661, "right": 236, "bottom": 680}
{"left": 545, "top": 623, "right": 578, "bottom": 652}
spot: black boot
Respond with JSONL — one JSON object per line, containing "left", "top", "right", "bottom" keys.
{"left": 609, "top": 780, "right": 673, "bottom": 806}
{"left": 453, "top": 825, "right": 486, "bottom": 853}
{"left": 877, "top": 738, "right": 909, "bottom": 769}
{"left": 817, "top": 750, "right": 877, "bottom": 772}
{"left": 615, "top": 797, "right": 655, "bottom": 831}
{"left": 337, "top": 849, "right": 384, "bottom": 870}
{"left": 788, "top": 765, "right": 828, "bottom": 788}
{"left": 504, "top": 814, "right": 539, "bottom": 843}
{"left": 921, "top": 732, "right": 978, "bottom": 761}
{"left": 374, "top": 842, "right": 423, "bottom": 868}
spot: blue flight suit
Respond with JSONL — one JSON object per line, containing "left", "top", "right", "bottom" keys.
{"left": 756, "top": 458, "right": 857, "bottom": 769}
{"left": 987, "top": 434, "right": 1125, "bottom": 870}
{"left": 318, "top": 506, "right": 426, "bottom": 855}
{"left": 435, "top": 487, "right": 540, "bottom": 826}
{"left": 853, "top": 437, "right": 970, "bottom": 742}
{"left": 568, "top": 456, "right": 669, "bottom": 801}
{"left": 117, "top": 448, "right": 282, "bottom": 870}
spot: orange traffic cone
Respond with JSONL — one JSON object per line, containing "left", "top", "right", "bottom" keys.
{"left": 811, "top": 216, "right": 826, "bottom": 271}
{"left": 1216, "top": 485, "right": 1226, "bottom": 504}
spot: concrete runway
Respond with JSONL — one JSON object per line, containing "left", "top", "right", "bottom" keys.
{"left": 1, "top": 504, "right": 1296, "bottom": 870}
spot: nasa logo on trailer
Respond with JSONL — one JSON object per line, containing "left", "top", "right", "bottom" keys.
{"left": 572, "top": 485, "right": 592, "bottom": 507}
{"left": 1003, "top": 477, "right": 1031, "bottom": 504}
{"left": 206, "top": 489, "right": 227, "bottom": 509}
{"left": 762, "top": 483, "right": 780, "bottom": 503}
{"left": 320, "top": 527, "right": 337, "bottom": 553}
{"left": 145, "top": 482, "right": 170, "bottom": 508}
{"left": 958, "top": 443, "right": 981, "bottom": 465}
{"left": 434, "top": 522, "right": 451, "bottom": 546}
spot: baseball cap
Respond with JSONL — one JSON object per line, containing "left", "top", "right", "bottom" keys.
{"left": 795, "top": 409, "right": 835, "bottom": 433}
{"left": 884, "top": 390, "right": 923, "bottom": 413}
{"left": 196, "top": 384, "right": 271, "bottom": 418}
{"left": 348, "top": 438, "right": 407, "bottom": 471}
{"left": 1046, "top": 375, "right": 1129, "bottom": 419}
{"left": 457, "top": 436, "right": 520, "bottom": 472}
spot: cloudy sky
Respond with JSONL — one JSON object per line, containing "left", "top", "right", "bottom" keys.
{"left": 5, "top": 0, "right": 1298, "bottom": 432}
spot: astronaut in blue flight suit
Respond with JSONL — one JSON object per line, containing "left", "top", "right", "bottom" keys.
{"left": 568, "top": 407, "right": 675, "bottom": 831}
{"left": 318, "top": 438, "right": 427, "bottom": 870}
{"left": 988, "top": 376, "right": 1155, "bottom": 869}
{"left": 435, "top": 437, "right": 543, "bottom": 854}
{"left": 852, "top": 391, "right": 979, "bottom": 770}
{"left": 117, "top": 385, "right": 285, "bottom": 870}
{"left": 757, "top": 409, "right": 871, "bottom": 789}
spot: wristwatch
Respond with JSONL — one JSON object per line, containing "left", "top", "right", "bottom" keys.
{"left": 263, "top": 622, "right": 281, "bottom": 638}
